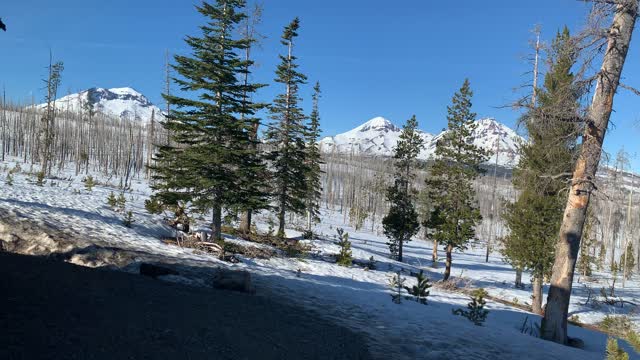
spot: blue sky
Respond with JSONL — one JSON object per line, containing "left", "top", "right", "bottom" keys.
{"left": 1, "top": 0, "right": 639, "bottom": 169}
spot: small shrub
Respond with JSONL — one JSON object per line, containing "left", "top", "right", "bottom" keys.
{"left": 600, "top": 315, "right": 633, "bottom": 338}
{"left": 568, "top": 314, "right": 581, "bottom": 325}
{"left": 388, "top": 271, "right": 406, "bottom": 304}
{"left": 5, "top": 172, "right": 13, "bottom": 186}
{"left": 606, "top": 338, "right": 629, "bottom": 360}
{"left": 83, "top": 175, "right": 95, "bottom": 191}
{"left": 116, "top": 192, "right": 127, "bottom": 211}
{"left": 453, "top": 288, "right": 489, "bottom": 326}
{"left": 123, "top": 210, "right": 134, "bottom": 228}
{"left": 144, "top": 198, "right": 164, "bottom": 214}
{"left": 266, "top": 216, "right": 275, "bottom": 237}
{"left": 404, "top": 270, "right": 431, "bottom": 304}
{"left": 335, "top": 227, "right": 352, "bottom": 266}
{"left": 626, "top": 330, "right": 640, "bottom": 353}
{"left": 107, "top": 192, "right": 117, "bottom": 208}
{"left": 284, "top": 241, "right": 310, "bottom": 258}
{"left": 366, "top": 256, "right": 376, "bottom": 270}
{"left": 302, "top": 229, "right": 315, "bottom": 240}
{"left": 36, "top": 171, "right": 46, "bottom": 186}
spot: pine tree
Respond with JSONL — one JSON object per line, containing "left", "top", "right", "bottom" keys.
{"left": 404, "top": 270, "right": 432, "bottom": 304}
{"left": 425, "top": 79, "right": 488, "bottom": 281}
{"left": 452, "top": 288, "right": 489, "bottom": 326}
{"left": 303, "top": 81, "right": 323, "bottom": 231}
{"left": 237, "top": 3, "right": 269, "bottom": 235}
{"left": 382, "top": 115, "right": 424, "bottom": 262}
{"left": 606, "top": 338, "right": 629, "bottom": 360}
{"left": 502, "top": 27, "right": 579, "bottom": 314}
{"left": 265, "top": 18, "right": 309, "bottom": 238}
{"left": 150, "top": 0, "right": 267, "bottom": 241}
{"left": 621, "top": 241, "right": 635, "bottom": 280}
{"left": 335, "top": 227, "right": 352, "bottom": 266}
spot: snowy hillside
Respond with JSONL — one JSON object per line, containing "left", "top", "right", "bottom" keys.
{"left": 34, "top": 87, "right": 163, "bottom": 123}
{"left": 0, "top": 157, "right": 636, "bottom": 359}
{"left": 320, "top": 117, "right": 522, "bottom": 167}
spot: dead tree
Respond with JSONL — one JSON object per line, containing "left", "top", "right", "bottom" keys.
{"left": 541, "top": 0, "right": 638, "bottom": 345}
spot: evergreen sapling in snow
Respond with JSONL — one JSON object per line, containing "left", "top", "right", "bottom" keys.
{"left": 335, "top": 227, "right": 353, "bottom": 266}
{"left": 404, "top": 270, "right": 431, "bottom": 304}
{"left": 453, "top": 288, "right": 489, "bottom": 326}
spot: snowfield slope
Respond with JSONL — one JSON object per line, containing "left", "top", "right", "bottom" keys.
{"left": 0, "top": 159, "right": 638, "bottom": 359}
{"left": 34, "top": 87, "right": 164, "bottom": 123}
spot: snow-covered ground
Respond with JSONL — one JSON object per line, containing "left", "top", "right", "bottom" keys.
{"left": 0, "top": 159, "right": 638, "bottom": 359}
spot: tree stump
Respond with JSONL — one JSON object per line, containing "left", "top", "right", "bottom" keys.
{"left": 211, "top": 268, "right": 253, "bottom": 294}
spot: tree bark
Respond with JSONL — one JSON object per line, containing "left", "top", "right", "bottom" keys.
{"left": 443, "top": 244, "right": 453, "bottom": 281}
{"left": 278, "top": 191, "right": 286, "bottom": 238}
{"left": 515, "top": 267, "right": 523, "bottom": 289}
{"left": 532, "top": 276, "right": 543, "bottom": 315}
{"left": 541, "top": 0, "right": 638, "bottom": 345}
{"left": 239, "top": 209, "right": 252, "bottom": 235}
{"left": 432, "top": 239, "right": 438, "bottom": 266}
{"left": 212, "top": 203, "right": 222, "bottom": 242}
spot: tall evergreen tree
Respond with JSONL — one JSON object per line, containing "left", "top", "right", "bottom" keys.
{"left": 265, "top": 18, "right": 309, "bottom": 237}
{"left": 150, "top": 0, "right": 267, "bottom": 241}
{"left": 501, "top": 27, "right": 579, "bottom": 314}
{"left": 237, "top": 3, "right": 270, "bottom": 235}
{"left": 304, "top": 81, "right": 323, "bottom": 231}
{"left": 383, "top": 115, "right": 424, "bottom": 262}
{"left": 425, "top": 79, "right": 488, "bottom": 281}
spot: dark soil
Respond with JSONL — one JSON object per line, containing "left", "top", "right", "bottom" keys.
{"left": 0, "top": 252, "right": 371, "bottom": 360}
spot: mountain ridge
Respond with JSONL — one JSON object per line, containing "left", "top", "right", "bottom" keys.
{"left": 34, "top": 87, "right": 164, "bottom": 123}
{"left": 320, "top": 116, "right": 522, "bottom": 167}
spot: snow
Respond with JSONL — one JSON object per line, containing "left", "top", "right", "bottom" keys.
{"left": 0, "top": 158, "right": 638, "bottom": 359}
{"left": 320, "top": 117, "right": 522, "bottom": 167}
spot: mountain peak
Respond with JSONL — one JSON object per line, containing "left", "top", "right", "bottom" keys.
{"left": 353, "top": 116, "right": 398, "bottom": 132}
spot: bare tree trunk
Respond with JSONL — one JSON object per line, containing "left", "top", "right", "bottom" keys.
{"left": 541, "top": 1, "right": 638, "bottom": 344}
{"left": 432, "top": 239, "right": 438, "bottom": 266}
{"left": 443, "top": 244, "right": 453, "bottom": 281}
{"left": 278, "top": 191, "right": 286, "bottom": 238}
{"left": 515, "top": 267, "right": 523, "bottom": 288}
{"left": 239, "top": 210, "right": 252, "bottom": 235}
{"left": 212, "top": 202, "right": 222, "bottom": 242}
{"left": 532, "top": 276, "right": 543, "bottom": 315}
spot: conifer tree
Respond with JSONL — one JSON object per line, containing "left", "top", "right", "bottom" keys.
{"left": 150, "top": 0, "right": 267, "bottom": 241}
{"left": 383, "top": 115, "right": 424, "bottom": 262}
{"left": 501, "top": 27, "right": 579, "bottom": 314}
{"left": 303, "top": 81, "right": 323, "bottom": 231}
{"left": 238, "top": 4, "right": 269, "bottom": 235}
{"left": 425, "top": 79, "right": 488, "bottom": 281}
{"left": 265, "top": 18, "right": 309, "bottom": 237}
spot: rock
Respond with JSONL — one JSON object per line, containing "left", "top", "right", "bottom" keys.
{"left": 567, "top": 337, "right": 585, "bottom": 349}
{"left": 140, "top": 263, "right": 179, "bottom": 278}
{"left": 211, "top": 268, "right": 254, "bottom": 294}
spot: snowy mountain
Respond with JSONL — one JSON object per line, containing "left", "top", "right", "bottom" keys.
{"left": 320, "top": 116, "right": 522, "bottom": 167}
{"left": 35, "top": 87, "right": 163, "bottom": 123}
